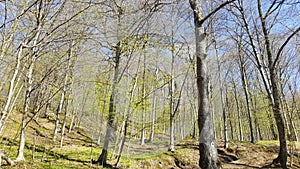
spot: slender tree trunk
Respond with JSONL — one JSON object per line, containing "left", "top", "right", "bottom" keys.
{"left": 59, "top": 43, "right": 74, "bottom": 146}
{"left": 280, "top": 83, "right": 298, "bottom": 141}
{"left": 53, "top": 79, "right": 67, "bottom": 141}
{"left": 68, "top": 108, "right": 75, "bottom": 133}
{"left": 140, "top": 51, "right": 146, "bottom": 145}
{"left": 238, "top": 57, "right": 255, "bottom": 143}
{"left": 60, "top": 97, "right": 70, "bottom": 147}
{"left": 149, "top": 84, "right": 157, "bottom": 142}
{"left": 216, "top": 55, "right": 228, "bottom": 149}
{"left": 115, "top": 116, "right": 128, "bottom": 166}
{"left": 0, "top": 44, "right": 23, "bottom": 134}
{"left": 232, "top": 78, "right": 243, "bottom": 141}
{"left": 116, "top": 62, "right": 139, "bottom": 166}
{"left": 96, "top": 42, "right": 121, "bottom": 166}
{"left": 16, "top": 8, "right": 43, "bottom": 159}
{"left": 16, "top": 49, "right": 36, "bottom": 162}
{"left": 97, "top": 100, "right": 106, "bottom": 146}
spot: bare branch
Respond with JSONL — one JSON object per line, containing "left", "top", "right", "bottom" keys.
{"left": 200, "top": 0, "right": 236, "bottom": 25}
{"left": 274, "top": 26, "right": 300, "bottom": 67}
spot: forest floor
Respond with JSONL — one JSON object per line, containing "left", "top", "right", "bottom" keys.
{"left": 218, "top": 140, "right": 300, "bottom": 169}
{"left": 0, "top": 113, "right": 300, "bottom": 168}
{"left": 122, "top": 139, "right": 300, "bottom": 169}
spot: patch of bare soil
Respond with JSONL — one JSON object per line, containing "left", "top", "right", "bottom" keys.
{"left": 219, "top": 141, "right": 300, "bottom": 169}
{"left": 119, "top": 140, "right": 300, "bottom": 169}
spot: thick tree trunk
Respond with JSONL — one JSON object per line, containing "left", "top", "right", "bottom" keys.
{"left": 169, "top": 115, "right": 175, "bottom": 151}
{"left": 257, "top": 0, "right": 287, "bottom": 167}
{"left": 190, "top": 1, "right": 218, "bottom": 168}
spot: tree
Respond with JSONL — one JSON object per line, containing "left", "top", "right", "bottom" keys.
{"left": 229, "top": 0, "right": 300, "bottom": 167}
{"left": 10, "top": 0, "right": 91, "bottom": 161}
{"left": 236, "top": 35, "right": 256, "bottom": 143}
{"left": 189, "top": 0, "right": 235, "bottom": 168}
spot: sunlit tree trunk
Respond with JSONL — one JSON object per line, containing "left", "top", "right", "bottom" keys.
{"left": 16, "top": 45, "right": 38, "bottom": 162}
{"left": 140, "top": 48, "right": 146, "bottom": 146}
{"left": 16, "top": 2, "right": 44, "bottom": 159}
{"left": 97, "top": 42, "right": 121, "bottom": 166}
{"left": 189, "top": 0, "right": 234, "bottom": 167}
{"left": 190, "top": 1, "right": 217, "bottom": 168}
{"left": 59, "top": 44, "right": 74, "bottom": 146}
{"left": 0, "top": 44, "right": 23, "bottom": 134}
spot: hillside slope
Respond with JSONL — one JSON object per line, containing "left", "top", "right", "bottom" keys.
{"left": 0, "top": 113, "right": 300, "bottom": 168}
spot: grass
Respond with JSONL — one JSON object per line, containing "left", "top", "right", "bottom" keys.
{"left": 1, "top": 111, "right": 300, "bottom": 168}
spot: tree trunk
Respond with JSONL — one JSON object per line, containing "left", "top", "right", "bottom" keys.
{"left": 216, "top": 54, "right": 228, "bottom": 149}
{"left": 149, "top": 84, "right": 157, "bottom": 142}
{"left": 115, "top": 117, "right": 128, "bottom": 167}
{"left": 140, "top": 50, "right": 146, "bottom": 145}
{"left": 0, "top": 152, "right": 15, "bottom": 166}
{"left": 116, "top": 63, "right": 139, "bottom": 165}
{"left": 0, "top": 44, "right": 23, "bottom": 134}
{"left": 169, "top": 114, "right": 175, "bottom": 152}
{"left": 232, "top": 78, "right": 243, "bottom": 141}
{"left": 16, "top": 49, "right": 36, "bottom": 162}
{"left": 280, "top": 83, "right": 298, "bottom": 142}
{"left": 238, "top": 55, "right": 255, "bottom": 143}
{"left": 257, "top": 0, "right": 287, "bottom": 167}
{"left": 96, "top": 42, "right": 121, "bottom": 166}
{"left": 16, "top": 10, "right": 43, "bottom": 159}
{"left": 97, "top": 100, "right": 106, "bottom": 146}
{"left": 53, "top": 81, "right": 67, "bottom": 141}
{"left": 59, "top": 43, "right": 74, "bottom": 147}
{"left": 189, "top": 1, "right": 218, "bottom": 168}
{"left": 60, "top": 97, "right": 70, "bottom": 147}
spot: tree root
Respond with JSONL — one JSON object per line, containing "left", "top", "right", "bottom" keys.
{"left": 0, "top": 152, "right": 15, "bottom": 166}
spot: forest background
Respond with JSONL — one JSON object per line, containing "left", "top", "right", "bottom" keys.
{"left": 0, "top": 0, "right": 299, "bottom": 168}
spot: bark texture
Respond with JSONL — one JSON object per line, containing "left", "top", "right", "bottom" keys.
{"left": 189, "top": 0, "right": 218, "bottom": 168}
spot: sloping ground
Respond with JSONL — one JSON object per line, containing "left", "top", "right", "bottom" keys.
{"left": 120, "top": 140, "right": 300, "bottom": 169}
{"left": 221, "top": 141, "right": 300, "bottom": 169}
{"left": 0, "top": 112, "right": 300, "bottom": 168}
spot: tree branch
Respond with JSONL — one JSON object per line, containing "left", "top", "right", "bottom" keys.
{"left": 274, "top": 26, "right": 300, "bottom": 67}
{"left": 200, "top": 0, "right": 236, "bottom": 25}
